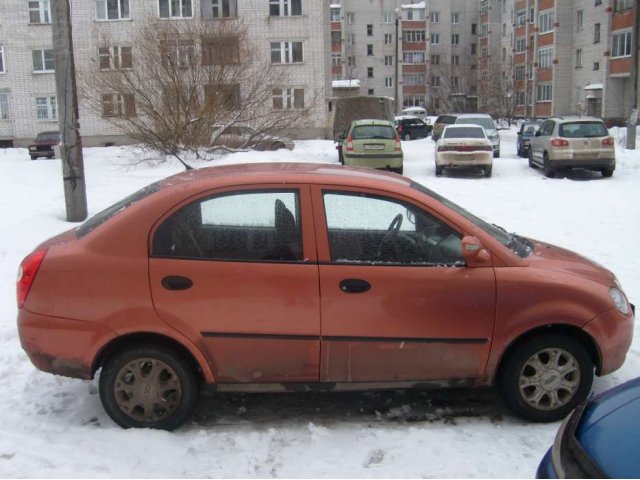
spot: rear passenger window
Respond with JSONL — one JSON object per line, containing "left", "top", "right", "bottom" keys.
{"left": 152, "top": 190, "right": 303, "bottom": 262}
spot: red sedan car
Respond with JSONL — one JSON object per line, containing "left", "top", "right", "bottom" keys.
{"left": 17, "top": 163, "right": 634, "bottom": 429}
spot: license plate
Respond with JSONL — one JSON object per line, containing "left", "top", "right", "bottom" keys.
{"left": 574, "top": 153, "right": 597, "bottom": 160}
{"left": 364, "top": 144, "right": 385, "bottom": 150}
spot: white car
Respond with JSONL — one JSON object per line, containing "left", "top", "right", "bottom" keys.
{"left": 454, "top": 113, "right": 501, "bottom": 158}
{"left": 435, "top": 125, "right": 494, "bottom": 177}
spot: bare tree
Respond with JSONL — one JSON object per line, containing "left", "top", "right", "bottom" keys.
{"left": 432, "top": 55, "right": 477, "bottom": 114}
{"left": 477, "top": 57, "right": 517, "bottom": 125}
{"left": 80, "top": 17, "right": 315, "bottom": 165}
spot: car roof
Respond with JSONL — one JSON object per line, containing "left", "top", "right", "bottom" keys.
{"left": 549, "top": 116, "right": 604, "bottom": 123}
{"left": 351, "top": 119, "right": 395, "bottom": 126}
{"left": 456, "top": 113, "right": 493, "bottom": 119}
{"left": 443, "top": 124, "right": 485, "bottom": 131}
{"left": 394, "top": 115, "right": 421, "bottom": 121}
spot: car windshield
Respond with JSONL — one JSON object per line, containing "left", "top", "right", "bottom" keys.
{"left": 457, "top": 117, "right": 496, "bottom": 130}
{"left": 76, "top": 181, "right": 163, "bottom": 238}
{"left": 444, "top": 127, "right": 485, "bottom": 139}
{"left": 36, "top": 132, "right": 59, "bottom": 142}
{"left": 410, "top": 182, "right": 533, "bottom": 258}
{"left": 559, "top": 122, "right": 608, "bottom": 138}
{"left": 351, "top": 125, "right": 397, "bottom": 140}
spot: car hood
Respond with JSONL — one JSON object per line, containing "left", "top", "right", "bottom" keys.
{"left": 526, "top": 239, "right": 615, "bottom": 287}
{"left": 575, "top": 377, "right": 640, "bottom": 477}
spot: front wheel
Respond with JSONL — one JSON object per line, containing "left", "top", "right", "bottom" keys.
{"left": 497, "top": 334, "right": 594, "bottom": 422}
{"left": 99, "top": 345, "right": 199, "bottom": 430}
{"left": 403, "top": 133, "right": 411, "bottom": 141}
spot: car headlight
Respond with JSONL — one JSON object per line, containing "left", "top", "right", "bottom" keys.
{"left": 609, "top": 287, "right": 629, "bottom": 315}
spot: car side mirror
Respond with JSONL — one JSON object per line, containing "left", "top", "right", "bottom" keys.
{"left": 461, "top": 236, "right": 492, "bottom": 267}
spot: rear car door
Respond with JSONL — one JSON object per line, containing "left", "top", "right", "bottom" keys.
{"left": 149, "top": 185, "right": 321, "bottom": 383}
{"left": 312, "top": 186, "right": 496, "bottom": 383}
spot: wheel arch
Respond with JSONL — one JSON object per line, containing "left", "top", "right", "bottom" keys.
{"left": 92, "top": 332, "right": 212, "bottom": 385}
{"left": 495, "top": 324, "right": 602, "bottom": 382}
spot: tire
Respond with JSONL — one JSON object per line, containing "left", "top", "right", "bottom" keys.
{"left": 435, "top": 164, "right": 443, "bottom": 176}
{"left": 601, "top": 168, "right": 614, "bottom": 178}
{"left": 543, "top": 153, "right": 555, "bottom": 178}
{"left": 517, "top": 148, "right": 523, "bottom": 158}
{"left": 497, "top": 334, "right": 594, "bottom": 422}
{"left": 484, "top": 166, "right": 492, "bottom": 177}
{"left": 493, "top": 150, "right": 500, "bottom": 158}
{"left": 47, "top": 154, "right": 54, "bottom": 159}
{"left": 403, "top": 133, "right": 411, "bottom": 141}
{"left": 528, "top": 151, "right": 536, "bottom": 169}
{"left": 99, "top": 345, "right": 199, "bottom": 430}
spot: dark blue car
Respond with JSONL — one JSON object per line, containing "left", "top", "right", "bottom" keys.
{"left": 517, "top": 120, "right": 542, "bottom": 157}
{"left": 537, "top": 377, "right": 640, "bottom": 478}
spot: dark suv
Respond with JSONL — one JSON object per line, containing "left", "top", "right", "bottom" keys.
{"left": 28, "top": 131, "right": 60, "bottom": 160}
{"left": 394, "top": 116, "right": 432, "bottom": 140}
{"left": 431, "top": 114, "right": 460, "bottom": 141}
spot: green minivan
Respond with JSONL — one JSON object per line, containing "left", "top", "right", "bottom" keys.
{"left": 342, "top": 119, "right": 403, "bottom": 174}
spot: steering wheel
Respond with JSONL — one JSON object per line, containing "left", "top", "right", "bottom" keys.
{"left": 377, "top": 214, "right": 403, "bottom": 258}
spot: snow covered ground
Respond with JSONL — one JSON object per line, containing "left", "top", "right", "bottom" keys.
{"left": 0, "top": 127, "right": 638, "bottom": 477}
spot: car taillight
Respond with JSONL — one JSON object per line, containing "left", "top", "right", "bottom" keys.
{"left": 346, "top": 134, "right": 354, "bottom": 152}
{"left": 602, "top": 137, "right": 614, "bottom": 146}
{"left": 437, "top": 145, "right": 450, "bottom": 152}
{"left": 17, "top": 248, "right": 47, "bottom": 308}
{"left": 395, "top": 136, "right": 402, "bottom": 151}
{"left": 551, "top": 138, "right": 569, "bottom": 147}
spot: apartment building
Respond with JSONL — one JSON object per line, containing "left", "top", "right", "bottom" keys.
{"left": 330, "top": 0, "right": 480, "bottom": 115}
{"left": 0, "top": 0, "right": 331, "bottom": 147}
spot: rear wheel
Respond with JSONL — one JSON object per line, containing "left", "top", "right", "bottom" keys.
{"left": 543, "top": 153, "right": 555, "bottom": 178}
{"left": 484, "top": 166, "right": 492, "bottom": 177}
{"left": 99, "top": 345, "right": 199, "bottom": 430}
{"left": 498, "top": 334, "right": 593, "bottom": 422}
{"left": 435, "top": 164, "right": 443, "bottom": 176}
{"left": 601, "top": 167, "right": 614, "bottom": 178}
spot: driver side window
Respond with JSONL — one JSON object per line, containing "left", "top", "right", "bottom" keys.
{"left": 323, "top": 192, "right": 463, "bottom": 265}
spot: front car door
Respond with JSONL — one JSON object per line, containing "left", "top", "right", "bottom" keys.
{"left": 312, "top": 186, "right": 496, "bottom": 383}
{"left": 149, "top": 185, "right": 320, "bottom": 383}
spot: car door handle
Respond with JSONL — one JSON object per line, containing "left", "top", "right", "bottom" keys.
{"left": 339, "top": 278, "right": 371, "bottom": 294}
{"left": 161, "top": 275, "right": 193, "bottom": 291}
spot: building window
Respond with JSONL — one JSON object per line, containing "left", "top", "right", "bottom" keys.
{"left": 366, "top": 44, "right": 373, "bottom": 56}
{"left": 575, "top": 49, "right": 582, "bottom": 68}
{"left": 29, "top": 0, "right": 51, "bottom": 24}
{"left": 516, "top": 91, "right": 525, "bottom": 105}
{"left": 538, "top": 10, "right": 555, "bottom": 34}
{"left": 451, "top": 12, "right": 459, "bottom": 24}
{"left": 367, "top": 67, "right": 373, "bottom": 78}
{"left": 451, "top": 34, "right": 459, "bottom": 45}
{"left": 471, "top": 43, "right": 476, "bottom": 55}
{"left": 403, "top": 30, "right": 426, "bottom": 42}
{"left": 576, "top": 10, "right": 583, "bottom": 29}
{"left": 205, "top": 84, "right": 240, "bottom": 110}
{"left": 269, "top": 0, "right": 301, "bottom": 17}
{"left": 593, "top": 61, "right": 600, "bottom": 71}
{"left": 480, "top": 24, "right": 488, "bottom": 37}
{"left": 346, "top": 12, "right": 355, "bottom": 24}
{"left": 595, "top": 0, "right": 601, "bottom": 5}
{"left": 95, "top": 0, "right": 130, "bottom": 20}
{"left": 384, "top": 33, "right": 393, "bottom": 45}
{"left": 429, "top": 11, "right": 439, "bottom": 23}
{"left": 384, "top": 55, "right": 393, "bottom": 66}
{"left": 451, "top": 55, "right": 459, "bottom": 65}
{"left": 368, "top": 89, "right": 374, "bottom": 95}
{"left": 201, "top": 0, "right": 237, "bottom": 17}
{"left": 330, "top": 7, "right": 340, "bottom": 22}
{"left": 367, "top": 24, "right": 373, "bottom": 36}
{"left": 160, "top": 38, "right": 195, "bottom": 68}
{"left": 158, "top": 0, "right": 192, "bottom": 18}
{"left": 614, "top": 0, "right": 632, "bottom": 12}
{"left": 36, "top": 96, "right": 57, "bottom": 120}
{"left": 537, "top": 84, "right": 552, "bottom": 102}
{"left": 347, "top": 56, "right": 355, "bottom": 67}
{"left": 405, "top": 9, "right": 425, "bottom": 21}
{"left": 430, "top": 54, "right": 440, "bottom": 65}
{"left": 538, "top": 47, "right": 553, "bottom": 69}
{"left": 331, "top": 31, "right": 342, "bottom": 44}
{"left": 515, "top": 65, "right": 525, "bottom": 80}
{"left": 612, "top": 31, "right": 632, "bottom": 58}
{"left": 32, "top": 49, "right": 54, "bottom": 72}
{"left": 202, "top": 36, "right": 239, "bottom": 65}
{"left": 430, "top": 76, "right": 440, "bottom": 87}
{"left": 270, "top": 41, "right": 303, "bottom": 64}
{"left": 331, "top": 53, "right": 342, "bottom": 66}
{"left": 403, "top": 73, "right": 425, "bottom": 86}
{"left": 515, "top": 37, "right": 526, "bottom": 53}
{"left": 471, "top": 23, "right": 477, "bottom": 35}
{"left": 384, "top": 77, "right": 393, "bottom": 88}
{"left": 430, "top": 33, "right": 440, "bottom": 45}
{"left": 0, "top": 93, "right": 9, "bottom": 120}
{"left": 384, "top": 13, "right": 393, "bottom": 24}
{"left": 0, "top": 46, "right": 5, "bottom": 73}
{"left": 516, "top": 10, "right": 526, "bottom": 26}
{"left": 403, "top": 51, "right": 425, "bottom": 64}
{"left": 594, "top": 23, "right": 600, "bottom": 43}
{"left": 101, "top": 93, "right": 135, "bottom": 117}
{"left": 346, "top": 34, "right": 355, "bottom": 46}
{"left": 272, "top": 88, "right": 304, "bottom": 109}
{"left": 528, "top": 7, "right": 535, "bottom": 23}
{"left": 98, "top": 46, "right": 132, "bottom": 70}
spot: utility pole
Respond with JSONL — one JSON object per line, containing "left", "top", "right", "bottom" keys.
{"left": 626, "top": 0, "right": 640, "bottom": 150}
{"left": 51, "top": 0, "right": 88, "bottom": 222}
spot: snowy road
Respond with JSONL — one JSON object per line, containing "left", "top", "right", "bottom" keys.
{"left": 0, "top": 127, "right": 638, "bottom": 477}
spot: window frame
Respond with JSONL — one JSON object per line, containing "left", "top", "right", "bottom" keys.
{"left": 270, "top": 41, "right": 304, "bottom": 64}
{"left": 270, "top": 0, "right": 301, "bottom": 17}
{"left": 0, "top": 46, "right": 5, "bottom": 74}
{"left": 29, "top": 0, "right": 51, "bottom": 24}
{"left": 95, "top": 0, "right": 130, "bottom": 21}
{"left": 32, "top": 48, "right": 55, "bottom": 73}
{"left": 538, "top": 9, "right": 555, "bottom": 34}
{"left": 272, "top": 87, "right": 304, "bottom": 110}
{"left": 158, "top": 0, "right": 193, "bottom": 19}
{"left": 611, "top": 30, "right": 632, "bottom": 58}
{"left": 35, "top": 95, "right": 58, "bottom": 121}
{"left": 0, "top": 93, "right": 9, "bottom": 120}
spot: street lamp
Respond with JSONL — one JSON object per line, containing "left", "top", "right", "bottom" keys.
{"left": 395, "top": 7, "right": 401, "bottom": 115}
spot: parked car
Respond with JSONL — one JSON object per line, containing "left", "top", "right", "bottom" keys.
{"left": 435, "top": 125, "right": 493, "bottom": 177}
{"left": 516, "top": 120, "right": 543, "bottom": 157}
{"left": 28, "top": 131, "right": 60, "bottom": 160}
{"left": 432, "top": 114, "right": 460, "bottom": 141}
{"left": 528, "top": 117, "right": 615, "bottom": 178}
{"left": 394, "top": 115, "right": 432, "bottom": 140}
{"left": 454, "top": 114, "right": 502, "bottom": 158}
{"left": 537, "top": 376, "right": 640, "bottom": 478}
{"left": 17, "top": 163, "right": 633, "bottom": 430}
{"left": 342, "top": 119, "right": 403, "bottom": 173}
{"left": 401, "top": 106, "right": 427, "bottom": 120}
{"left": 212, "top": 125, "right": 294, "bottom": 151}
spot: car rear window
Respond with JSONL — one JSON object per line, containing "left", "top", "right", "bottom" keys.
{"left": 559, "top": 122, "right": 608, "bottom": 138}
{"left": 456, "top": 117, "right": 496, "bottom": 130}
{"left": 437, "top": 115, "right": 456, "bottom": 125}
{"left": 76, "top": 181, "right": 162, "bottom": 238}
{"left": 36, "top": 132, "right": 60, "bottom": 142}
{"left": 444, "top": 127, "right": 485, "bottom": 139}
{"left": 351, "top": 125, "right": 397, "bottom": 140}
